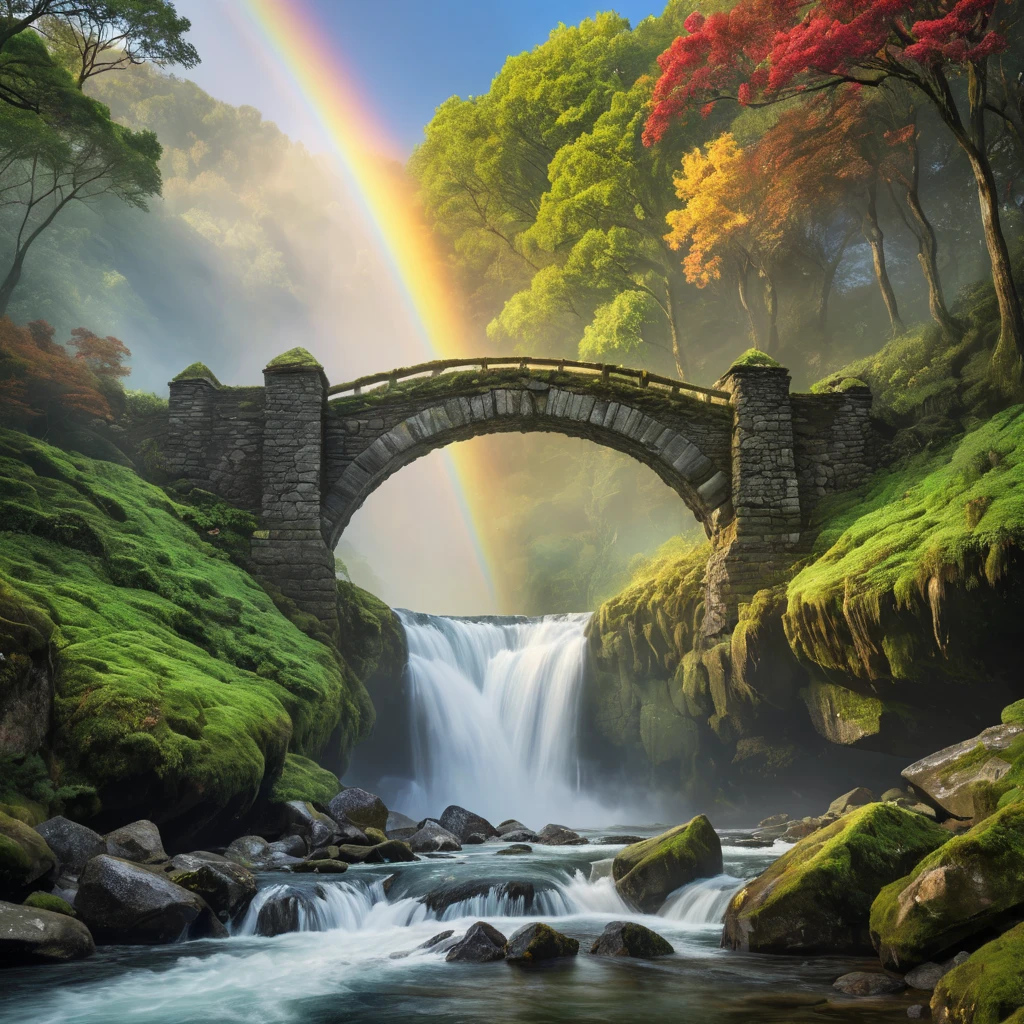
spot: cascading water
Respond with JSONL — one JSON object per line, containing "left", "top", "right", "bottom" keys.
{"left": 387, "top": 611, "right": 593, "bottom": 824}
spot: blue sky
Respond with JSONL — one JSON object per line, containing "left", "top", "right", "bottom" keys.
{"left": 175, "top": 1, "right": 665, "bottom": 155}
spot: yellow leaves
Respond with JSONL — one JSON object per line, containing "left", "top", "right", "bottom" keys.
{"left": 665, "top": 133, "right": 752, "bottom": 287}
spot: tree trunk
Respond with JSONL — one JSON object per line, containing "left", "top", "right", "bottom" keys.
{"left": 736, "top": 258, "right": 759, "bottom": 346}
{"left": 762, "top": 271, "right": 780, "bottom": 356}
{"left": 663, "top": 277, "right": 687, "bottom": 379}
{"left": 964, "top": 61, "right": 1024, "bottom": 371}
{"left": 863, "top": 183, "right": 904, "bottom": 336}
{"left": 0, "top": 250, "right": 27, "bottom": 317}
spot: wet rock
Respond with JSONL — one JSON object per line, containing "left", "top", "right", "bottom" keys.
{"left": 0, "top": 900, "right": 94, "bottom": 965}
{"left": 445, "top": 921, "right": 507, "bottom": 963}
{"left": 465, "top": 833, "right": 487, "bottom": 845}
{"left": 291, "top": 859, "right": 349, "bottom": 873}
{"left": 421, "top": 879, "right": 536, "bottom": 916}
{"left": 759, "top": 814, "right": 790, "bottom": 828}
{"left": 280, "top": 801, "right": 335, "bottom": 850}
{"left": 496, "top": 819, "right": 529, "bottom": 836}
{"left": 255, "top": 893, "right": 301, "bottom": 937}
{"left": 424, "top": 853, "right": 457, "bottom": 860}
{"left": 905, "top": 960, "right": 955, "bottom": 992}
{"left": 76, "top": 855, "right": 218, "bottom": 944}
{"left": 730, "top": 838, "right": 776, "bottom": 849}
{"left": 871, "top": 802, "right": 1024, "bottom": 970}
{"left": 34, "top": 817, "right": 103, "bottom": 876}
{"left": 224, "top": 835, "right": 272, "bottom": 870}
{"left": 833, "top": 972, "right": 906, "bottom": 996}
{"left": 828, "top": 788, "right": 875, "bottom": 816}
{"left": 535, "top": 824, "right": 588, "bottom": 846}
{"left": 267, "top": 852, "right": 304, "bottom": 869}
{"left": 724, "top": 804, "right": 948, "bottom": 955}
{"left": 168, "top": 860, "right": 256, "bottom": 921}
{"left": 902, "top": 724, "right": 1024, "bottom": 819}
{"left": 0, "top": 811, "right": 56, "bottom": 901}
{"left": 268, "top": 835, "right": 307, "bottom": 858}
{"left": 906, "top": 1005, "right": 927, "bottom": 1019}
{"left": 334, "top": 823, "right": 372, "bottom": 847}
{"left": 498, "top": 829, "right": 536, "bottom": 843}
{"left": 600, "top": 835, "right": 645, "bottom": 845}
{"left": 328, "top": 788, "right": 388, "bottom": 832}
{"left": 590, "top": 921, "right": 674, "bottom": 958}
{"left": 375, "top": 840, "right": 417, "bottom": 863}
{"left": 390, "top": 929, "right": 456, "bottom": 959}
{"left": 505, "top": 922, "right": 579, "bottom": 962}
{"left": 333, "top": 844, "right": 385, "bottom": 865}
{"left": 496, "top": 844, "right": 532, "bottom": 856}
{"left": 408, "top": 821, "right": 462, "bottom": 853}
{"left": 364, "top": 827, "right": 388, "bottom": 845}
{"left": 439, "top": 805, "right": 498, "bottom": 843}
{"left": 169, "top": 851, "right": 229, "bottom": 871}
{"left": 613, "top": 815, "right": 722, "bottom": 914}
{"left": 104, "top": 820, "right": 167, "bottom": 865}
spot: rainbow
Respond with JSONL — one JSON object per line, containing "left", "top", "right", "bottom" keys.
{"left": 238, "top": 0, "right": 500, "bottom": 606}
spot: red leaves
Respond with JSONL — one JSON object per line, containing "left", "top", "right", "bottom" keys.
{"left": 68, "top": 327, "right": 132, "bottom": 379}
{"left": 644, "top": 0, "right": 1010, "bottom": 143}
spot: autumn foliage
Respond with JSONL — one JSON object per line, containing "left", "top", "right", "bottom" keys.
{"left": 0, "top": 318, "right": 131, "bottom": 428}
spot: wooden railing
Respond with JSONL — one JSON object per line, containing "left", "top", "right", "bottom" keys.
{"left": 327, "top": 356, "right": 730, "bottom": 405}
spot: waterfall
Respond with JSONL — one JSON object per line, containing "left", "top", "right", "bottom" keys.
{"left": 390, "top": 611, "right": 591, "bottom": 825}
{"left": 658, "top": 874, "right": 744, "bottom": 927}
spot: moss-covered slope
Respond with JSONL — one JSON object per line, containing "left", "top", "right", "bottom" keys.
{"left": 0, "top": 429, "right": 371, "bottom": 838}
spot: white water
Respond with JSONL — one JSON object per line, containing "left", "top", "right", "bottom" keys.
{"left": 393, "top": 611, "right": 593, "bottom": 824}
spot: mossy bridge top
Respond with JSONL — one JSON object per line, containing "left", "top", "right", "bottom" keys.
{"left": 163, "top": 348, "right": 875, "bottom": 638}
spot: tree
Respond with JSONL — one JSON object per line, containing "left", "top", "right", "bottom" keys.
{"left": 0, "top": 39, "right": 161, "bottom": 314}
{"left": 665, "top": 132, "right": 786, "bottom": 355}
{"left": 645, "top": 1, "right": 1024, "bottom": 371}
{"left": 68, "top": 324, "right": 130, "bottom": 375}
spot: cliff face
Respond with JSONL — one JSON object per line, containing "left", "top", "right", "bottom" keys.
{"left": 586, "top": 407, "right": 1024, "bottom": 810}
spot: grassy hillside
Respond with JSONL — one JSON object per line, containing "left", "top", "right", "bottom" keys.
{"left": 0, "top": 429, "right": 371, "bottom": 836}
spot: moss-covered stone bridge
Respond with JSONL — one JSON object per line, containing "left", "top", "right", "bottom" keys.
{"left": 164, "top": 349, "right": 874, "bottom": 637}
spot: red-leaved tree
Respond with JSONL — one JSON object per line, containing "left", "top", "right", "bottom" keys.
{"left": 645, "top": 1, "right": 1024, "bottom": 370}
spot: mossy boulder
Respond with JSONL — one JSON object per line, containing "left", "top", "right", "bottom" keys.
{"left": 0, "top": 810, "right": 56, "bottom": 899}
{"left": 504, "top": 922, "right": 579, "bottom": 962}
{"left": 930, "top": 921, "right": 1024, "bottom": 1023}
{"left": 22, "top": 890, "right": 75, "bottom": 917}
{"left": 265, "top": 347, "right": 321, "bottom": 370}
{"left": 0, "top": 900, "right": 94, "bottom": 965}
{"left": 870, "top": 802, "right": 1024, "bottom": 970}
{"left": 268, "top": 753, "right": 340, "bottom": 806}
{"left": 364, "top": 827, "right": 387, "bottom": 845}
{"left": 723, "top": 803, "right": 948, "bottom": 955}
{"left": 612, "top": 815, "right": 722, "bottom": 913}
{"left": 590, "top": 920, "right": 674, "bottom": 958}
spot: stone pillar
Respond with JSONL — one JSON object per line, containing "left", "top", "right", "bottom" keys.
{"left": 248, "top": 351, "right": 339, "bottom": 635}
{"left": 165, "top": 375, "right": 217, "bottom": 483}
{"left": 703, "top": 364, "right": 802, "bottom": 636}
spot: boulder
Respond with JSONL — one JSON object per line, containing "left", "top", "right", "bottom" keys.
{"left": 280, "top": 801, "right": 335, "bottom": 850}
{"left": 496, "top": 819, "right": 529, "bottom": 836}
{"left": 0, "top": 900, "right": 94, "bottom": 965}
{"left": 445, "top": 921, "right": 507, "bottom": 963}
{"left": 168, "top": 860, "right": 257, "bottom": 921}
{"left": 255, "top": 893, "right": 301, "bottom": 937}
{"left": 905, "top": 954, "right": 969, "bottom": 993}
{"left": 870, "top": 802, "right": 1024, "bottom": 970}
{"left": 421, "top": 879, "right": 536, "bottom": 916}
{"left": 328, "top": 788, "right": 388, "bottom": 832}
{"left": 34, "top": 817, "right": 103, "bottom": 876}
{"left": 590, "top": 921, "right": 674, "bottom": 958}
{"left": 759, "top": 814, "right": 790, "bottom": 828}
{"left": 505, "top": 922, "right": 579, "bottom": 962}
{"left": 386, "top": 810, "right": 418, "bottom": 833}
{"left": 408, "top": 821, "right": 462, "bottom": 853}
{"left": 931, "top": 922, "right": 1024, "bottom": 1023}
{"left": 465, "top": 833, "right": 487, "bottom": 845}
{"left": 375, "top": 840, "right": 417, "bottom": 863}
{"left": 902, "top": 724, "right": 1024, "bottom": 819}
{"left": 268, "top": 835, "right": 307, "bottom": 858}
{"left": 389, "top": 929, "right": 457, "bottom": 959}
{"left": 439, "top": 806, "right": 498, "bottom": 842}
{"left": 76, "top": 855, "right": 218, "bottom": 944}
{"left": 364, "top": 827, "right": 387, "bottom": 845}
{"left": 104, "top": 820, "right": 167, "bottom": 864}
{"left": 535, "top": 824, "right": 588, "bottom": 846}
{"left": 0, "top": 811, "right": 56, "bottom": 900}
{"left": 832, "top": 972, "right": 906, "bottom": 996}
{"left": 496, "top": 844, "right": 532, "bottom": 856}
{"left": 828, "top": 788, "right": 875, "bottom": 816}
{"left": 599, "top": 835, "right": 646, "bottom": 845}
{"left": 499, "top": 829, "right": 537, "bottom": 843}
{"left": 612, "top": 815, "right": 722, "bottom": 914}
{"left": 22, "top": 891, "right": 75, "bottom": 916}
{"left": 334, "top": 823, "right": 372, "bottom": 847}
{"left": 333, "top": 844, "right": 385, "bottom": 865}
{"left": 224, "top": 836, "right": 272, "bottom": 870}
{"left": 291, "top": 860, "right": 349, "bottom": 873}
{"left": 723, "top": 804, "right": 948, "bottom": 955}
{"left": 881, "top": 788, "right": 909, "bottom": 803}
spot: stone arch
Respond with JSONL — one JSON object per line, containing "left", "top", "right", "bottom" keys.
{"left": 321, "top": 380, "right": 732, "bottom": 550}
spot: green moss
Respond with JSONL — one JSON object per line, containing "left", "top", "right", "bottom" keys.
{"left": 0, "top": 810, "right": 56, "bottom": 897}
{"left": 336, "top": 581, "right": 405, "bottom": 683}
{"left": 725, "top": 804, "right": 948, "bottom": 954}
{"left": 729, "top": 348, "right": 782, "bottom": 369}
{"left": 931, "top": 921, "right": 1024, "bottom": 1024}
{"left": 1002, "top": 700, "right": 1024, "bottom": 726}
{"left": 870, "top": 802, "right": 1024, "bottom": 970}
{"left": 265, "top": 347, "right": 321, "bottom": 370}
{"left": 269, "top": 753, "right": 340, "bottom": 806}
{"left": 172, "top": 362, "right": 220, "bottom": 385}
{"left": 0, "top": 429, "right": 369, "bottom": 827}
{"left": 22, "top": 891, "right": 75, "bottom": 917}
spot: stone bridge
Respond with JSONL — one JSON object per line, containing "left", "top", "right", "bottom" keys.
{"left": 163, "top": 349, "right": 874, "bottom": 638}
